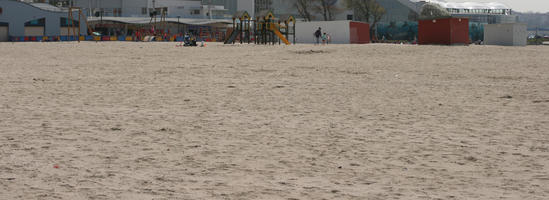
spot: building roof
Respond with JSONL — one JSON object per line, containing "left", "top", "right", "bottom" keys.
{"left": 87, "top": 17, "right": 232, "bottom": 25}
{"left": 414, "top": 0, "right": 510, "bottom": 10}
{"left": 29, "top": 3, "right": 64, "bottom": 12}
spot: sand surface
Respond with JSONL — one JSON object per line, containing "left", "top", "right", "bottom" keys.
{"left": 0, "top": 42, "right": 548, "bottom": 199}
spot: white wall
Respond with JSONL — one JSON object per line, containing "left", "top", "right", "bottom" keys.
{"left": 484, "top": 23, "right": 527, "bottom": 46}
{"left": 0, "top": 26, "right": 8, "bottom": 41}
{"left": 123, "top": 0, "right": 148, "bottom": 17}
{"left": 60, "top": 27, "right": 83, "bottom": 36}
{"left": 513, "top": 24, "right": 528, "bottom": 46}
{"left": 24, "top": 27, "right": 44, "bottom": 36}
{"left": 153, "top": 0, "right": 203, "bottom": 17}
{"left": 295, "top": 20, "right": 350, "bottom": 44}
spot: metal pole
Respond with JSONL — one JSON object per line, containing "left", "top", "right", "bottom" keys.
{"left": 153, "top": 0, "right": 156, "bottom": 28}
{"left": 67, "top": 8, "right": 71, "bottom": 37}
{"left": 232, "top": 18, "right": 235, "bottom": 44}
{"left": 78, "top": 9, "right": 81, "bottom": 42}
{"left": 293, "top": 22, "right": 295, "bottom": 44}
{"left": 278, "top": 20, "right": 281, "bottom": 45}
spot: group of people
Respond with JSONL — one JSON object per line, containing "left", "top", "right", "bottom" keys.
{"left": 314, "top": 27, "right": 331, "bottom": 45}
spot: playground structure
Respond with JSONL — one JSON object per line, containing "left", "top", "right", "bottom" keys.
{"left": 224, "top": 12, "right": 295, "bottom": 45}
{"left": 66, "top": 7, "right": 94, "bottom": 42}
{"left": 142, "top": 8, "right": 169, "bottom": 41}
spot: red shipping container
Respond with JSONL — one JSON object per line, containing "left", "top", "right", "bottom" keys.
{"left": 350, "top": 22, "right": 370, "bottom": 44}
{"left": 418, "top": 18, "right": 469, "bottom": 45}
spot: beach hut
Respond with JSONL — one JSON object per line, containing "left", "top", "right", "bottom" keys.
{"left": 418, "top": 17, "right": 469, "bottom": 45}
{"left": 295, "top": 20, "right": 370, "bottom": 44}
{"left": 484, "top": 23, "right": 527, "bottom": 46}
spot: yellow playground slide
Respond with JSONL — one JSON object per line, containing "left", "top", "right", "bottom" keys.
{"left": 269, "top": 23, "right": 291, "bottom": 45}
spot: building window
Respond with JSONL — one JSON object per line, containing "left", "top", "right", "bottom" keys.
{"left": 25, "top": 18, "right": 46, "bottom": 26}
{"left": 347, "top": 15, "right": 353, "bottom": 20}
{"left": 60, "top": 18, "right": 79, "bottom": 27}
{"left": 142, "top": 7, "right": 147, "bottom": 15}
{"left": 113, "top": 8, "right": 122, "bottom": 17}
{"left": 0, "top": 7, "right": 2, "bottom": 15}
{"left": 191, "top": 10, "right": 200, "bottom": 15}
{"left": 255, "top": 0, "right": 272, "bottom": 14}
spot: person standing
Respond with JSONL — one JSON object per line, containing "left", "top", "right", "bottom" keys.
{"left": 321, "top": 32, "right": 327, "bottom": 45}
{"left": 314, "top": 27, "right": 322, "bottom": 45}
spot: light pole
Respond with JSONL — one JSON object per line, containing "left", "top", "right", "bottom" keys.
{"left": 208, "top": 0, "right": 212, "bottom": 20}
{"left": 153, "top": 0, "right": 156, "bottom": 25}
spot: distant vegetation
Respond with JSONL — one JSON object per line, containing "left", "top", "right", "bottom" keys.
{"left": 527, "top": 37, "right": 549, "bottom": 45}
{"left": 418, "top": 3, "right": 451, "bottom": 20}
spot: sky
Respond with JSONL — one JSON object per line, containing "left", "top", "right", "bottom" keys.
{"left": 446, "top": 0, "right": 549, "bottom": 13}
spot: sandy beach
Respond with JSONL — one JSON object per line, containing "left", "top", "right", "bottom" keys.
{"left": 0, "top": 42, "right": 548, "bottom": 199}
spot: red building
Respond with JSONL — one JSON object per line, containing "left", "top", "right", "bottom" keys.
{"left": 418, "top": 18, "right": 469, "bottom": 45}
{"left": 350, "top": 21, "right": 370, "bottom": 44}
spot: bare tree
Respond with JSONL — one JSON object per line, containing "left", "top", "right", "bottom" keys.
{"left": 295, "top": 0, "right": 314, "bottom": 21}
{"left": 344, "top": 0, "right": 370, "bottom": 22}
{"left": 344, "top": 0, "right": 386, "bottom": 39}
{"left": 369, "top": 1, "right": 386, "bottom": 39}
{"left": 314, "top": 0, "right": 340, "bottom": 21}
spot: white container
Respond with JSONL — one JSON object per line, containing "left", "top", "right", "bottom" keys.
{"left": 484, "top": 23, "right": 527, "bottom": 46}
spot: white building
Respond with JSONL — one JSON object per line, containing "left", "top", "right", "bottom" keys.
{"left": 0, "top": 0, "right": 87, "bottom": 41}
{"left": 72, "top": 0, "right": 254, "bottom": 19}
{"left": 484, "top": 23, "right": 527, "bottom": 46}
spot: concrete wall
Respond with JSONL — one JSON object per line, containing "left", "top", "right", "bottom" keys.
{"left": 0, "top": 26, "right": 8, "bottom": 41}
{"left": 152, "top": 0, "right": 203, "bottom": 17}
{"left": 24, "top": 26, "right": 44, "bottom": 36}
{"left": 484, "top": 23, "right": 527, "bottom": 46}
{"left": 122, "top": 0, "right": 148, "bottom": 17}
{"left": 295, "top": 20, "right": 350, "bottom": 44}
{"left": 484, "top": 24, "right": 513, "bottom": 45}
{"left": 0, "top": 0, "right": 87, "bottom": 37}
{"left": 60, "top": 27, "right": 84, "bottom": 36}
